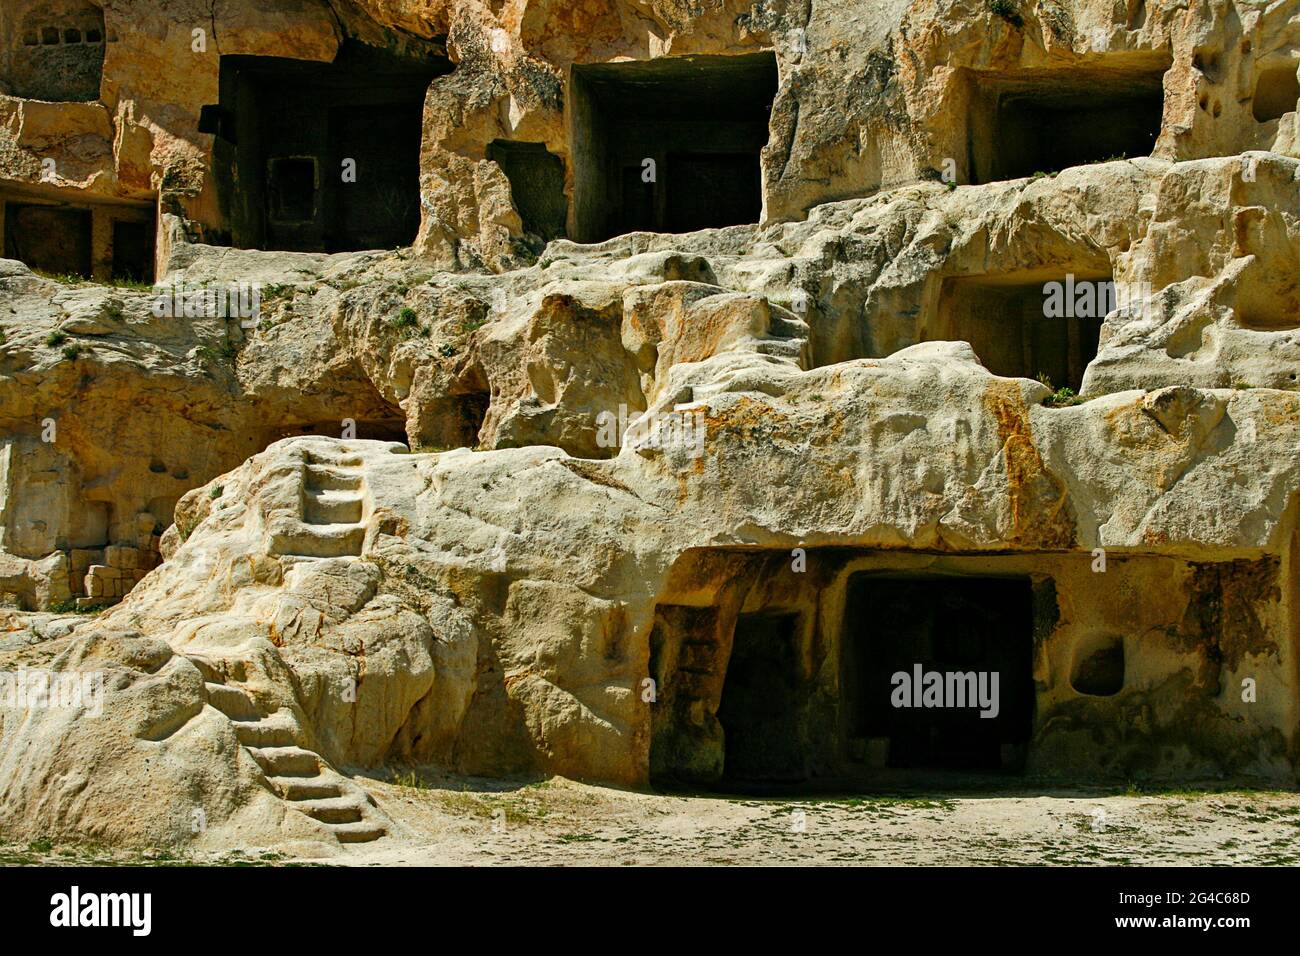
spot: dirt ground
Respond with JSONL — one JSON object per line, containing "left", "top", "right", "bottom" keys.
{"left": 5, "top": 774, "right": 1300, "bottom": 867}
{"left": 344, "top": 775, "right": 1300, "bottom": 866}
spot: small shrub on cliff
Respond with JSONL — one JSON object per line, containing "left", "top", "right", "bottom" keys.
{"left": 48, "top": 599, "right": 109, "bottom": 615}
{"left": 1036, "top": 373, "right": 1085, "bottom": 407}
{"left": 1046, "top": 387, "right": 1084, "bottom": 407}
{"left": 45, "top": 330, "right": 68, "bottom": 348}
{"left": 990, "top": 0, "right": 1024, "bottom": 26}
{"left": 61, "top": 344, "right": 83, "bottom": 361}
{"left": 34, "top": 270, "right": 82, "bottom": 286}
{"left": 389, "top": 307, "right": 428, "bottom": 339}
{"left": 196, "top": 339, "right": 239, "bottom": 363}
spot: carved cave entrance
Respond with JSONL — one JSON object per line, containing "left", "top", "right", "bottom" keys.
{"left": 841, "top": 575, "right": 1035, "bottom": 772}
{"left": 717, "top": 611, "right": 805, "bottom": 782}
{"left": 968, "top": 60, "right": 1169, "bottom": 183}
{"left": 571, "top": 52, "right": 777, "bottom": 243}
{"left": 1252, "top": 64, "right": 1300, "bottom": 122}
{"left": 1, "top": 194, "right": 156, "bottom": 281}
{"left": 648, "top": 552, "right": 1040, "bottom": 791}
{"left": 487, "top": 140, "right": 568, "bottom": 250}
{"left": 208, "top": 41, "right": 450, "bottom": 253}
{"left": 934, "top": 273, "right": 1107, "bottom": 392}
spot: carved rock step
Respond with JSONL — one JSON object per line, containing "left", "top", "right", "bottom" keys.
{"left": 249, "top": 745, "right": 322, "bottom": 777}
{"left": 269, "top": 522, "right": 365, "bottom": 558}
{"left": 204, "top": 682, "right": 260, "bottom": 721}
{"left": 330, "top": 821, "right": 387, "bottom": 844}
{"left": 231, "top": 711, "right": 300, "bottom": 748}
{"left": 297, "top": 796, "right": 366, "bottom": 825}
{"left": 304, "top": 489, "right": 363, "bottom": 524}
{"left": 268, "top": 775, "right": 345, "bottom": 801}
{"left": 304, "top": 465, "right": 363, "bottom": 493}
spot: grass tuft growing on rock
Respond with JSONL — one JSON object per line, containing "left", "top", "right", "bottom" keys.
{"left": 389, "top": 307, "right": 430, "bottom": 340}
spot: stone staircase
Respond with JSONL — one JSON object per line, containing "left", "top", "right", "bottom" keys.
{"left": 191, "top": 654, "right": 388, "bottom": 845}
{"left": 269, "top": 456, "right": 368, "bottom": 559}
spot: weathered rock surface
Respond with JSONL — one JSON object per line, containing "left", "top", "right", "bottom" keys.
{"left": 0, "top": 0, "right": 1297, "bottom": 853}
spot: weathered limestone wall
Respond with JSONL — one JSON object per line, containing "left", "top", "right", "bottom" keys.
{"left": 0, "top": 0, "right": 1294, "bottom": 272}
{"left": 647, "top": 547, "right": 1297, "bottom": 785}
{"left": 0, "top": 0, "right": 1295, "bottom": 854}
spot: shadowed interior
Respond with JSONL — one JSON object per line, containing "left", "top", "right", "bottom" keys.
{"left": 209, "top": 41, "right": 450, "bottom": 252}
{"left": 571, "top": 53, "right": 777, "bottom": 242}
{"left": 968, "top": 60, "right": 1169, "bottom": 183}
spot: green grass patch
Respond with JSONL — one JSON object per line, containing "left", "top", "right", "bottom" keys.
{"left": 46, "top": 599, "right": 110, "bottom": 615}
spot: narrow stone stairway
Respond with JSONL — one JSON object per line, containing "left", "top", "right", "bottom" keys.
{"left": 269, "top": 457, "right": 368, "bottom": 559}
{"left": 190, "top": 654, "right": 388, "bottom": 844}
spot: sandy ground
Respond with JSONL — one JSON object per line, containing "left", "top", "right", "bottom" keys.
{"left": 339, "top": 776, "right": 1300, "bottom": 866}
{"left": 5, "top": 774, "right": 1300, "bottom": 866}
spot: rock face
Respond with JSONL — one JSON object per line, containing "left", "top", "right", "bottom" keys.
{"left": 0, "top": 0, "right": 1297, "bottom": 852}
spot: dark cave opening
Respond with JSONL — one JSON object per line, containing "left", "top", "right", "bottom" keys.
{"left": 110, "top": 217, "right": 155, "bottom": 283}
{"left": 1, "top": 195, "right": 155, "bottom": 282}
{"left": 717, "top": 612, "right": 806, "bottom": 783}
{"left": 4, "top": 203, "right": 91, "bottom": 276}
{"left": 1252, "top": 64, "right": 1300, "bottom": 122}
{"left": 209, "top": 40, "right": 450, "bottom": 253}
{"left": 969, "top": 63, "right": 1168, "bottom": 183}
{"left": 486, "top": 140, "right": 568, "bottom": 247}
{"left": 934, "top": 274, "right": 1107, "bottom": 392}
{"left": 571, "top": 52, "right": 777, "bottom": 243}
{"left": 843, "top": 575, "right": 1035, "bottom": 772}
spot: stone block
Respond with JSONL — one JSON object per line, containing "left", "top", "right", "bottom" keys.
{"left": 70, "top": 549, "right": 101, "bottom": 571}
{"left": 111, "top": 545, "right": 141, "bottom": 570}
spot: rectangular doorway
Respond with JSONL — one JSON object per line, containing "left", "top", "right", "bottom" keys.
{"left": 717, "top": 611, "right": 805, "bottom": 782}
{"left": 843, "top": 576, "right": 1034, "bottom": 771}
{"left": 4, "top": 203, "right": 92, "bottom": 276}
{"left": 111, "top": 218, "right": 155, "bottom": 283}
{"left": 570, "top": 52, "right": 777, "bottom": 242}
{"left": 935, "top": 275, "right": 1106, "bottom": 392}
{"left": 968, "top": 60, "right": 1169, "bottom": 183}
